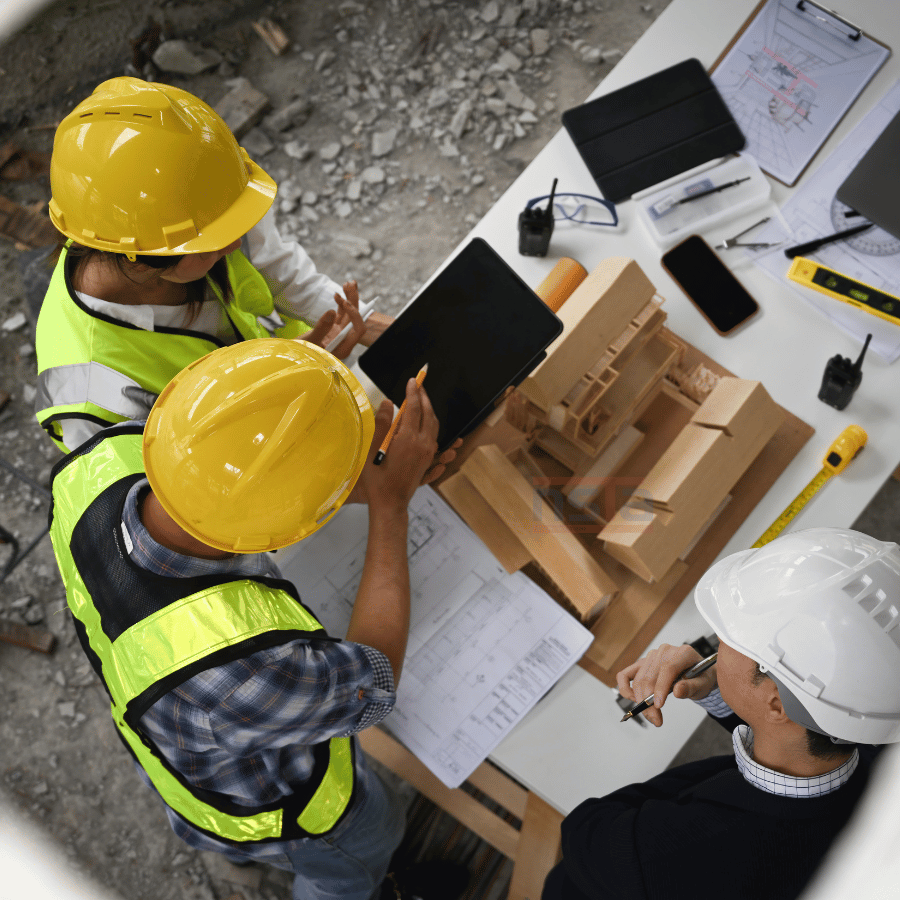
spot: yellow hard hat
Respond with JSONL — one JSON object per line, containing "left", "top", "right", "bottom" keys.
{"left": 49, "top": 76, "right": 276, "bottom": 258}
{"left": 143, "top": 339, "right": 375, "bottom": 553}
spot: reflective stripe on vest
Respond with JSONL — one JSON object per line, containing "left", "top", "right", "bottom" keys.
{"left": 49, "top": 428, "right": 354, "bottom": 841}
{"left": 35, "top": 245, "right": 307, "bottom": 451}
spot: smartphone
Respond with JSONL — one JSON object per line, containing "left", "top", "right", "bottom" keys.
{"left": 661, "top": 235, "right": 759, "bottom": 335}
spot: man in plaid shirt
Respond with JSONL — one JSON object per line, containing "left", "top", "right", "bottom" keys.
{"left": 50, "top": 341, "right": 458, "bottom": 900}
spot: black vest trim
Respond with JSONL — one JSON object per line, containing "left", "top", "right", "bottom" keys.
{"left": 62, "top": 251, "right": 231, "bottom": 344}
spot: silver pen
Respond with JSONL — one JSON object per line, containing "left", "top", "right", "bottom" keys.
{"left": 620, "top": 652, "right": 718, "bottom": 722}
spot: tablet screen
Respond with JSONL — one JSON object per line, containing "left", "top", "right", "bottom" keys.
{"left": 358, "top": 238, "right": 563, "bottom": 449}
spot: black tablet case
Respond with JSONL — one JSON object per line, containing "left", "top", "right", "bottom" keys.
{"left": 562, "top": 58, "right": 746, "bottom": 203}
{"left": 358, "top": 238, "right": 563, "bottom": 451}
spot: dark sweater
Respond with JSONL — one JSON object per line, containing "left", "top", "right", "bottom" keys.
{"left": 543, "top": 716, "right": 880, "bottom": 900}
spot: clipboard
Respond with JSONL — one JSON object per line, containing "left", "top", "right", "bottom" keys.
{"left": 358, "top": 238, "right": 563, "bottom": 451}
{"left": 710, "top": 0, "right": 890, "bottom": 186}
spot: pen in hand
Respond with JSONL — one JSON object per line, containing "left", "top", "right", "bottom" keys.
{"left": 620, "top": 652, "right": 718, "bottom": 722}
{"left": 373, "top": 365, "right": 428, "bottom": 466}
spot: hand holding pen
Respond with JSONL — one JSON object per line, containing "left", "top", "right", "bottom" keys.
{"left": 617, "top": 644, "right": 719, "bottom": 727}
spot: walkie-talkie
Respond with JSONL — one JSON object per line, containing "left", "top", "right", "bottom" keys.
{"left": 518, "top": 177, "right": 557, "bottom": 257}
{"left": 819, "top": 333, "right": 871, "bottom": 411}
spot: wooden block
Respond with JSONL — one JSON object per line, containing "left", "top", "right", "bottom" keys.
{"left": 359, "top": 728, "right": 520, "bottom": 859}
{"left": 0, "top": 618, "right": 56, "bottom": 654}
{"left": 519, "top": 258, "right": 657, "bottom": 410}
{"left": 0, "top": 195, "right": 59, "bottom": 249}
{"left": 252, "top": 18, "right": 290, "bottom": 55}
{"left": 599, "top": 378, "right": 784, "bottom": 582}
{"left": 214, "top": 80, "right": 271, "bottom": 140}
{"left": 564, "top": 425, "right": 644, "bottom": 508}
{"left": 508, "top": 793, "right": 563, "bottom": 900}
{"left": 463, "top": 445, "right": 617, "bottom": 619}
{"left": 439, "top": 470, "right": 532, "bottom": 573}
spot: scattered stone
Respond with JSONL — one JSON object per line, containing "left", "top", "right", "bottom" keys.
{"left": 360, "top": 166, "right": 385, "bottom": 184}
{"left": 602, "top": 48, "right": 624, "bottom": 63}
{"left": 2, "top": 312, "right": 26, "bottom": 332}
{"left": 265, "top": 97, "right": 314, "bottom": 132}
{"left": 319, "top": 142, "right": 342, "bottom": 161}
{"left": 581, "top": 46, "right": 603, "bottom": 64}
{"left": 332, "top": 232, "right": 373, "bottom": 258}
{"left": 371, "top": 128, "right": 398, "bottom": 157}
{"left": 334, "top": 201, "right": 353, "bottom": 218}
{"left": 346, "top": 179, "right": 362, "bottom": 201}
{"left": 480, "top": 1, "right": 499, "bottom": 23}
{"left": 518, "top": 110, "right": 539, "bottom": 124}
{"left": 496, "top": 50, "right": 522, "bottom": 72}
{"left": 315, "top": 50, "right": 336, "bottom": 71}
{"left": 499, "top": 3, "right": 522, "bottom": 27}
{"left": 283, "top": 140, "right": 313, "bottom": 161}
{"left": 301, "top": 190, "right": 319, "bottom": 206}
{"left": 57, "top": 701, "right": 76, "bottom": 719}
{"left": 215, "top": 79, "right": 271, "bottom": 140}
{"left": 152, "top": 40, "right": 222, "bottom": 76}
{"left": 439, "top": 137, "right": 460, "bottom": 157}
{"left": 530, "top": 28, "right": 551, "bottom": 56}
{"left": 485, "top": 97, "right": 507, "bottom": 116}
{"left": 241, "top": 128, "right": 275, "bottom": 158}
{"left": 449, "top": 99, "right": 473, "bottom": 139}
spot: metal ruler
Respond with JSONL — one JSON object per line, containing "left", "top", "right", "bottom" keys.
{"left": 753, "top": 425, "right": 868, "bottom": 548}
{"left": 787, "top": 257, "right": 900, "bottom": 326}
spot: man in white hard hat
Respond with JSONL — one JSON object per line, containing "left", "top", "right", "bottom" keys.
{"left": 542, "top": 527, "right": 900, "bottom": 900}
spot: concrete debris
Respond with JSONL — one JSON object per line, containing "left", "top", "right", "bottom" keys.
{"left": 265, "top": 97, "right": 314, "bottom": 132}
{"left": 448, "top": 99, "right": 474, "bottom": 139}
{"left": 360, "top": 166, "right": 385, "bottom": 184}
{"left": 315, "top": 49, "right": 336, "bottom": 71}
{"left": 530, "top": 28, "right": 551, "bottom": 55}
{"left": 332, "top": 232, "right": 373, "bottom": 258}
{"left": 284, "top": 140, "right": 313, "bottom": 161}
{"left": 214, "top": 79, "right": 271, "bottom": 140}
{"left": 241, "top": 127, "right": 275, "bottom": 158}
{"left": 152, "top": 39, "right": 222, "bottom": 75}
{"left": 371, "top": 128, "right": 398, "bottom": 157}
{"left": 2, "top": 312, "right": 27, "bottom": 331}
{"left": 320, "top": 142, "right": 342, "bottom": 161}
{"left": 479, "top": 1, "right": 500, "bottom": 23}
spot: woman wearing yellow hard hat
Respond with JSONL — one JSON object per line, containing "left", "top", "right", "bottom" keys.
{"left": 35, "top": 76, "right": 389, "bottom": 452}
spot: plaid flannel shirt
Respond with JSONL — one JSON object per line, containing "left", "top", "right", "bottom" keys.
{"left": 120, "top": 478, "right": 396, "bottom": 853}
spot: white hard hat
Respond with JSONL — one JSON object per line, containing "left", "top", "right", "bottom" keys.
{"left": 694, "top": 528, "right": 900, "bottom": 745}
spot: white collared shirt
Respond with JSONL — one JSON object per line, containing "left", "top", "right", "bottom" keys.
{"left": 695, "top": 688, "right": 859, "bottom": 798}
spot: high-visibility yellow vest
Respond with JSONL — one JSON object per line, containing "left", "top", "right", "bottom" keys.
{"left": 49, "top": 426, "right": 355, "bottom": 843}
{"left": 35, "top": 243, "right": 309, "bottom": 451}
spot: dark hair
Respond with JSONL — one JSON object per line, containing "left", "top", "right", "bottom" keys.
{"left": 752, "top": 663, "right": 857, "bottom": 761}
{"left": 64, "top": 243, "right": 233, "bottom": 324}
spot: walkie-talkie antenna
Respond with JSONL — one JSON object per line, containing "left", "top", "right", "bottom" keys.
{"left": 545, "top": 177, "right": 558, "bottom": 215}
{"left": 853, "top": 333, "right": 872, "bottom": 373}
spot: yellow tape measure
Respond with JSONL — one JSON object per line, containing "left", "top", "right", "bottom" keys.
{"left": 788, "top": 257, "right": 900, "bottom": 326}
{"left": 753, "top": 425, "right": 867, "bottom": 548}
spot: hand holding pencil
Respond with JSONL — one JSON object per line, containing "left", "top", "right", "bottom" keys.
{"left": 374, "top": 365, "right": 428, "bottom": 465}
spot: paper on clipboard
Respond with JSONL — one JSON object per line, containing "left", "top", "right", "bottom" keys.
{"left": 711, "top": 0, "right": 890, "bottom": 186}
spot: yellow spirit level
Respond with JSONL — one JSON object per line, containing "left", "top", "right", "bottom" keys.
{"left": 753, "top": 425, "right": 868, "bottom": 548}
{"left": 787, "top": 257, "right": 900, "bottom": 326}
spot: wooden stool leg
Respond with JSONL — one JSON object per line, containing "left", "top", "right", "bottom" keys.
{"left": 507, "top": 793, "right": 563, "bottom": 900}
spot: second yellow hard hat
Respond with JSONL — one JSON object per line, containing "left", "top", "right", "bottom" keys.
{"left": 144, "top": 339, "right": 375, "bottom": 553}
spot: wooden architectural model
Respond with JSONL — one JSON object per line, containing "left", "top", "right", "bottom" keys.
{"left": 439, "top": 257, "right": 788, "bottom": 661}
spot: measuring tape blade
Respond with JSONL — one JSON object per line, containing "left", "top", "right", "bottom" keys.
{"left": 752, "top": 468, "right": 833, "bottom": 548}
{"left": 752, "top": 425, "right": 867, "bottom": 549}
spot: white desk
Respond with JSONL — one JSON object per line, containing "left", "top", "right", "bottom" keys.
{"left": 466, "top": 0, "right": 900, "bottom": 816}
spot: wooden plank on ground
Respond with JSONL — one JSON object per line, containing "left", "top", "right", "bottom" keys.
{"left": 359, "top": 728, "right": 520, "bottom": 860}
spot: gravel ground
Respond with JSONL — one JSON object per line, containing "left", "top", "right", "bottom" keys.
{"left": 0, "top": 2, "right": 670, "bottom": 898}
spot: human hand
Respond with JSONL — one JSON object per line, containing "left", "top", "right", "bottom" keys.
{"left": 616, "top": 643, "right": 717, "bottom": 727}
{"left": 296, "top": 281, "right": 366, "bottom": 359}
{"left": 349, "top": 378, "right": 441, "bottom": 513}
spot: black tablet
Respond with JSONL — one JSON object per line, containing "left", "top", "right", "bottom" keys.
{"left": 358, "top": 238, "right": 563, "bottom": 450}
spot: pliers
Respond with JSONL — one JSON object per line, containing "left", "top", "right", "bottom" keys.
{"left": 715, "top": 217, "right": 779, "bottom": 250}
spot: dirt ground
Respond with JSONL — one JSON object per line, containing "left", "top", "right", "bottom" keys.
{"left": 0, "top": 2, "right": 670, "bottom": 898}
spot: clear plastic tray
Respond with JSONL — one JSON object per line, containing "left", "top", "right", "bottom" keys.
{"left": 635, "top": 154, "right": 771, "bottom": 248}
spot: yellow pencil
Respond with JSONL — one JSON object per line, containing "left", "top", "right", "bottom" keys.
{"left": 373, "top": 365, "right": 428, "bottom": 466}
